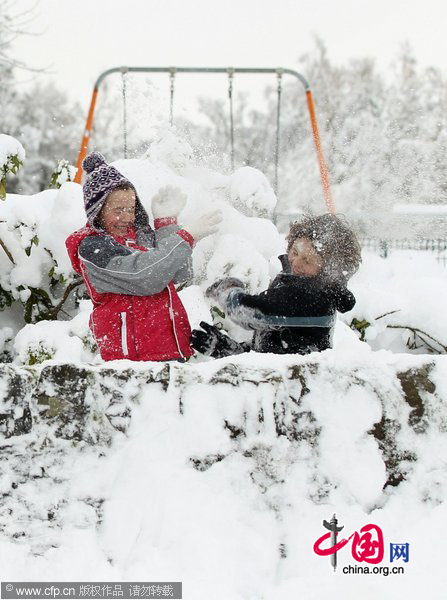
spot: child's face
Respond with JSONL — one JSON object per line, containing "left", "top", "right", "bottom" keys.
{"left": 100, "top": 188, "right": 136, "bottom": 237}
{"left": 288, "top": 238, "right": 323, "bottom": 276}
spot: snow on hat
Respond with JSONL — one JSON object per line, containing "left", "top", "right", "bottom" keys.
{"left": 82, "top": 152, "right": 136, "bottom": 225}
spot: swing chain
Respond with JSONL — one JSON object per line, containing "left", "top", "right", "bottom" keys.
{"left": 120, "top": 66, "right": 282, "bottom": 202}
{"left": 274, "top": 69, "right": 283, "bottom": 201}
{"left": 228, "top": 68, "right": 235, "bottom": 172}
{"left": 121, "top": 67, "right": 129, "bottom": 159}
{"left": 169, "top": 67, "right": 176, "bottom": 127}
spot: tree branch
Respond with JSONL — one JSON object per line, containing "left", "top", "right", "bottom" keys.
{"left": 387, "top": 325, "right": 447, "bottom": 353}
{"left": 375, "top": 309, "right": 401, "bottom": 321}
{"left": 0, "top": 236, "right": 14, "bottom": 264}
{"left": 48, "top": 279, "right": 83, "bottom": 320}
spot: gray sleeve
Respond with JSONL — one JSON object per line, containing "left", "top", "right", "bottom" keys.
{"left": 79, "top": 233, "right": 193, "bottom": 296}
{"left": 225, "top": 290, "right": 335, "bottom": 330}
{"left": 173, "top": 255, "right": 193, "bottom": 285}
{"left": 223, "top": 290, "right": 270, "bottom": 330}
{"left": 153, "top": 224, "right": 182, "bottom": 241}
{"left": 154, "top": 225, "right": 193, "bottom": 285}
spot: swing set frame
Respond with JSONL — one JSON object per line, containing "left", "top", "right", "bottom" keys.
{"left": 74, "top": 66, "right": 335, "bottom": 213}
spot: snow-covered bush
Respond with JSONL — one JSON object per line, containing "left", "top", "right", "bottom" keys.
{"left": 344, "top": 251, "right": 447, "bottom": 354}
{"left": 0, "top": 179, "right": 86, "bottom": 356}
{"left": 13, "top": 301, "right": 97, "bottom": 365}
{"left": 49, "top": 159, "right": 77, "bottom": 189}
{"left": 0, "top": 134, "right": 25, "bottom": 199}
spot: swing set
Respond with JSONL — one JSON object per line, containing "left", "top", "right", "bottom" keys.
{"left": 74, "top": 66, "right": 335, "bottom": 214}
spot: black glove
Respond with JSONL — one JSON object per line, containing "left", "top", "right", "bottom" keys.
{"left": 191, "top": 321, "right": 249, "bottom": 358}
{"left": 331, "top": 283, "right": 356, "bottom": 313}
{"left": 205, "top": 277, "right": 246, "bottom": 307}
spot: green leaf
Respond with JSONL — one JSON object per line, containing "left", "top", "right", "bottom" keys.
{"left": 0, "top": 153, "right": 23, "bottom": 197}
{"left": 24, "top": 295, "right": 33, "bottom": 323}
{"left": 49, "top": 172, "right": 59, "bottom": 189}
{"left": 0, "top": 179, "right": 6, "bottom": 201}
{"left": 25, "top": 235, "right": 40, "bottom": 256}
{"left": 0, "top": 287, "right": 13, "bottom": 310}
{"left": 23, "top": 287, "right": 55, "bottom": 323}
{"left": 10, "top": 154, "right": 22, "bottom": 170}
{"left": 211, "top": 305, "right": 226, "bottom": 319}
{"left": 350, "top": 317, "right": 371, "bottom": 342}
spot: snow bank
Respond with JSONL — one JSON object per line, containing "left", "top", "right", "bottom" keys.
{"left": 345, "top": 250, "right": 447, "bottom": 354}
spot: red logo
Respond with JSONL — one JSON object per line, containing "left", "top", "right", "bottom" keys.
{"left": 313, "top": 514, "right": 384, "bottom": 571}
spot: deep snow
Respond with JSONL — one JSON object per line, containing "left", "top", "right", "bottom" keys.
{"left": 0, "top": 131, "right": 446, "bottom": 599}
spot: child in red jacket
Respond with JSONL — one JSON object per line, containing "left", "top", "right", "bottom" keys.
{"left": 66, "top": 152, "right": 221, "bottom": 362}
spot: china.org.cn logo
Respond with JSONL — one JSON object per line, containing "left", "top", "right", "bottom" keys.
{"left": 313, "top": 513, "right": 410, "bottom": 575}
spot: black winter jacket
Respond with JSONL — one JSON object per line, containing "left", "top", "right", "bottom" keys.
{"left": 227, "top": 256, "right": 356, "bottom": 355}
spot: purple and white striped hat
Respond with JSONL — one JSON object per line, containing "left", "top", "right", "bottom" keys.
{"left": 82, "top": 152, "right": 135, "bottom": 225}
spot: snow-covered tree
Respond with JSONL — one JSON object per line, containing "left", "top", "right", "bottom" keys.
{"left": 167, "top": 39, "right": 447, "bottom": 231}
{"left": 5, "top": 82, "right": 83, "bottom": 194}
{"left": 0, "top": 2, "right": 83, "bottom": 194}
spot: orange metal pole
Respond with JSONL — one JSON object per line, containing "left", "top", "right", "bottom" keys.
{"left": 305, "top": 90, "right": 335, "bottom": 214}
{"left": 74, "top": 87, "right": 99, "bottom": 183}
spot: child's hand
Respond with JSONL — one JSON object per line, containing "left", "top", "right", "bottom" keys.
{"left": 205, "top": 277, "right": 246, "bottom": 306}
{"left": 151, "top": 185, "right": 188, "bottom": 218}
{"left": 182, "top": 209, "right": 223, "bottom": 241}
{"left": 191, "top": 321, "right": 246, "bottom": 358}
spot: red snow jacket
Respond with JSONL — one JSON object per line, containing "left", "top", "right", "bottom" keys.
{"left": 65, "top": 219, "right": 194, "bottom": 362}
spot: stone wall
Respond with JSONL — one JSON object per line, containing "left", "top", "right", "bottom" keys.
{"left": 0, "top": 355, "right": 445, "bottom": 553}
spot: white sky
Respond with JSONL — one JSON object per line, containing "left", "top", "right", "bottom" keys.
{"left": 10, "top": 0, "right": 447, "bottom": 115}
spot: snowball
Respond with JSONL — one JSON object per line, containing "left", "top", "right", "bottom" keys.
{"left": 228, "top": 166, "right": 277, "bottom": 217}
{"left": 205, "top": 234, "right": 270, "bottom": 294}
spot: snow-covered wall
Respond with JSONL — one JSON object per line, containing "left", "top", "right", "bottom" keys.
{"left": 1, "top": 351, "right": 446, "bottom": 597}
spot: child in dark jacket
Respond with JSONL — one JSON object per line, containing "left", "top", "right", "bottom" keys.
{"left": 191, "top": 214, "right": 361, "bottom": 357}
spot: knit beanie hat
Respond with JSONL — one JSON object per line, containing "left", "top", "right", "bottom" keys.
{"left": 82, "top": 152, "right": 136, "bottom": 225}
